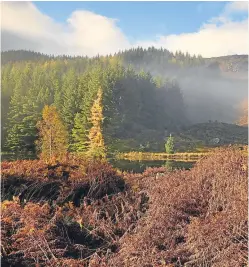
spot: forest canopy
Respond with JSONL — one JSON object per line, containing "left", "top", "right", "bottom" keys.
{"left": 1, "top": 48, "right": 248, "bottom": 157}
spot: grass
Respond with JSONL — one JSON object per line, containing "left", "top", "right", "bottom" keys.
{"left": 116, "top": 151, "right": 210, "bottom": 161}
{"left": 116, "top": 145, "right": 248, "bottom": 161}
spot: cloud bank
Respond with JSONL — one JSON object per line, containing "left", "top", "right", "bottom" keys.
{"left": 1, "top": 1, "right": 248, "bottom": 57}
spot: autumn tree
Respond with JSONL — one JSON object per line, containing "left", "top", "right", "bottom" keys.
{"left": 87, "top": 88, "right": 106, "bottom": 158}
{"left": 36, "top": 105, "right": 69, "bottom": 162}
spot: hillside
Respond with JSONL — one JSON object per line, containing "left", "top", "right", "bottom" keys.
{"left": 1, "top": 50, "right": 50, "bottom": 65}
{"left": 1, "top": 48, "right": 248, "bottom": 157}
{"left": 206, "top": 54, "right": 248, "bottom": 73}
{"left": 173, "top": 122, "right": 248, "bottom": 152}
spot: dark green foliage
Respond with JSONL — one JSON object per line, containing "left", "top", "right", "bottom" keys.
{"left": 2, "top": 50, "right": 190, "bottom": 156}
{"left": 1, "top": 50, "right": 50, "bottom": 65}
{"left": 3, "top": 48, "right": 245, "bottom": 156}
{"left": 71, "top": 112, "right": 89, "bottom": 152}
{"left": 61, "top": 68, "right": 79, "bottom": 132}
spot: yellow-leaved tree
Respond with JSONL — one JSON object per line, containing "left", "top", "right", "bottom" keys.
{"left": 36, "top": 105, "right": 69, "bottom": 163}
{"left": 87, "top": 88, "right": 106, "bottom": 158}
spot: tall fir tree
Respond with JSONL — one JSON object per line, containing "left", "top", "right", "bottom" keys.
{"left": 71, "top": 69, "right": 101, "bottom": 152}
{"left": 21, "top": 91, "right": 41, "bottom": 155}
{"left": 61, "top": 69, "right": 78, "bottom": 133}
{"left": 5, "top": 74, "right": 27, "bottom": 154}
{"left": 71, "top": 112, "right": 89, "bottom": 152}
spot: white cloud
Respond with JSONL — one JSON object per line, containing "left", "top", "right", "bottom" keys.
{"left": 224, "top": 1, "right": 248, "bottom": 14}
{"left": 1, "top": 1, "right": 248, "bottom": 57}
{"left": 138, "top": 19, "right": 248, "bottom": 58}
{"left": 1, "top": 1, "right": 129, "bottom": 56}
{"left": 66, "top": 11, "right": 130, "bottom": 55}
{"left": 138, "top": 1, "right": 248, "bottom": 57}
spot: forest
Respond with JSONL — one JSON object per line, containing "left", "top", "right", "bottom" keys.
{"left": 1, "top": 48, "right": 248, "bottom": 158}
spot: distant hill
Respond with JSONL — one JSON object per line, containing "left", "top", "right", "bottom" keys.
{"left": 173, "top": 122, "right": 248, "bottom": 152}
{"left": 206, "top": 54, "right": 248, "bottom": 72}
{"left": 205, "top": 54, "right": 248, "bottom": 80}
{"left": 2, "top": 49, "right": 247, "bottom": 74}
{"left": 1, "top": 50, "right": 50, "bottom": 65}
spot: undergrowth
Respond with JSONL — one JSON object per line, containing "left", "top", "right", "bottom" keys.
{"left": 1, "top": 147, "right": 248, "bottom": 266}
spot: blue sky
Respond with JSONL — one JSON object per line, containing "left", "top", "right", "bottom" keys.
{"left": 34, "top": 1, "right": 228, "bottom": 40}
{"left": 1, "top": 1, "right": 248, "bottom": 57}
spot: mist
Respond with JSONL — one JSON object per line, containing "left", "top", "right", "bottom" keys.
{"left": 133, "top": 60, "right": 248, "bottom": 125}
{"left": 178, "top": 70, "right": 247, "bottom": 124}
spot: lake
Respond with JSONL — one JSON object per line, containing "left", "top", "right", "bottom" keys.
{"left": 109, "top": 158, "right": 195, "bottom": 173}
{"left": 1, "top": 153, "right": 195, "bottom": 173}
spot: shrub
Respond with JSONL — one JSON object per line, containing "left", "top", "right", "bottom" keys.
{"left": 165, "top": 134, "right": 175, "bottom": 154}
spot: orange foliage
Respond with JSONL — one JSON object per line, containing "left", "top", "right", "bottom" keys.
{"left": 110, "top": 147, "right": 248, "bottom": 266}
{"left": 36, "top": 105, "right": 69, "bottom": 163}
{"left": 1, "top": 147, "right": 247, "bottom": 266}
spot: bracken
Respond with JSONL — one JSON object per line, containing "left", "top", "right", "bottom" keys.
{"left": 1, "top": 147, "right": 247, "bottom": 266}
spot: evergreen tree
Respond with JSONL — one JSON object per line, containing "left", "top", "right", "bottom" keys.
{"left": 5, "top": 78, "right": 26, "bottom": 154}
{"left": 2, "top": 48, "right": 211, "bottom": 156}
{"left": 165, "top": 134, "right": 175, "bottom": 154}
{"left": 87, "top": 88, "right": 106, "bottom": 158}
{"left": 21, "top": 93, "right": 40, "bottom": 154}
{"left": 71, "top": 112, "right": 89, "bottom": 152}
{"left": 36, "top": 105, "right": 69, "bottom": 162}
{"left": 61, "top": 69, "right": 78, "bottom": 132}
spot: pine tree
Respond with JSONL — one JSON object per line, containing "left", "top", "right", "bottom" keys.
{"left": 165, "top": 134, "right": 175, "bottom": 154}
{"left": 87, "top": 88, "right": 106, "bottom": 158}
{"left": 21, "top": 93, "right": 41, "bottom": 155}
{"left": 71, "top": 112, "right": 89, "bottom": 152}
{"left": 71, "top": 69, "right": 102, "bottom": 153}
{"left": 1, "top": 64, "right": 15, "bottom": 149}
{"left": 36, "top": 105, "right": 69, "bottom": 162}
{"left": 5, "top": 80, "right": 26, "bottom": 154}
{"left": 61, "top": 69, "right": 78, "bottom": 132}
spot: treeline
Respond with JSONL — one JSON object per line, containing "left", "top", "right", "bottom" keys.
{"left": 2, "top": 49, "right": 195, "bottom": 157}
{"left": 2, "top": 47, "right": 205, "bottom": 67}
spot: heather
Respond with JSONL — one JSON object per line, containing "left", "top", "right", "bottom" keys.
{"left": 1, "top": 147, "right": 248, "bottom": 266}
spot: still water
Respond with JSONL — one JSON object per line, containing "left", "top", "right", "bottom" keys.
{"left": 1, "top": 154, "right": 195, "bottom": 173}
{"left": 109, "top": 159, "right": 195, "bottom": 173}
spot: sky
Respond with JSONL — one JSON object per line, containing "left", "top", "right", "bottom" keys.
{"left": 1, "top": 1, "right": 248, "bottom": 57}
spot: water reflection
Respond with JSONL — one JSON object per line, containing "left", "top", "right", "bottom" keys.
{"left": 109, "top": 159, "right": 195, "bottom": 173}
{"left": 1, "top": 154, "right": 195, "bottom": 174}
